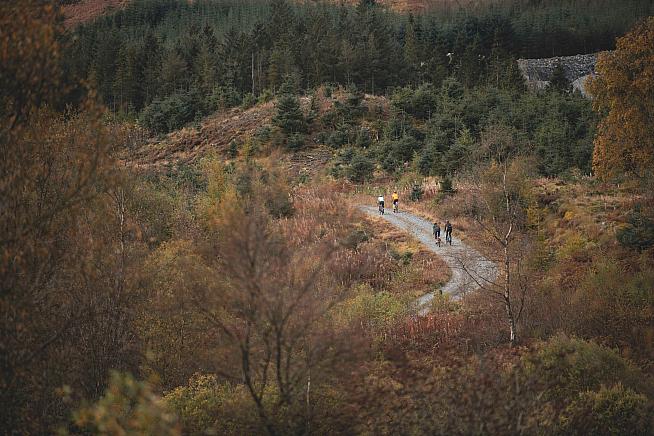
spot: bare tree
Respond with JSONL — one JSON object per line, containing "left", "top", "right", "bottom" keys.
{"left": 457, "top": 125, "right": 533, "bottom": 345}
{"left": 187, "top": 195, "right": 351, "bottom": 435}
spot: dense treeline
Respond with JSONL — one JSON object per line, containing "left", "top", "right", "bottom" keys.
{"left": 318, "top": 80, "right": 596, "bottom": 180}
{"left": 64, "top": 0, "right": 653, "bottom": 123}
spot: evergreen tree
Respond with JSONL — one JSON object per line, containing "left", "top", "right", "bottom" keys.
{"left": 160, "top": 50, "right": 188, "bottom": 95}
{"left": 548, "top": 62, "right": 571, "bottom": 93}
{"left": 195, "top": 45, "right": 217, "bottom": 95}
{"left": 141, "top": 31, "right": 162, "bottom": 105}
{"left": 92, "top": 29, "right": 122, "bottom": 107}
{"left": 273, "top": 93, "right": 307, "bottom": 135}
{"left": 113, "top": 44, "right": 145, "bottom": 112}
{"left": 403, "top": 15, "right": 421, "bottom": 85}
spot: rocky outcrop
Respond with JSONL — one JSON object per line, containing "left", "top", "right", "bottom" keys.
{"left": 517, "top": 53, "right": 603, "bottom": 97}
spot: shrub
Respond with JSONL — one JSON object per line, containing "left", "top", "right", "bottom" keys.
{"left": 347, "top": 153, "right": 375, "bottom": 183}
{"left": 139, "top": 91, "right": 199, "bottom": 134}
{"left": 326, "top": 129, "right": 349, "bottom": 148}
{"left": 617, "top": 204, "right": 654, "bottom": 251}
{"left": 266, "top": 189, "right": 294, "bottom": 219}
{"left": 241, "top": 92, "right": 256, "bottom": 109}
{"left": 410, "top": 183, "right": 424, "bottom": 201}
{"left": 334, "top": 86, "right": 365, "bottom": 125}
{"left": 253, "top": 125, "right": 272, "bottom": 144}
{"left": 355, "top": 127, "right": 372, "bottom": 148}
{"left": 391, "top": 84, "right": 438, "bottom": 120}
{"left": 73, "top": 372, "right": 180, "bottom": 435}
{"left": 209, "top": 86, "right": 241, "bottom": 109}
{"left": 440, "top": 176, "right": 454, "bottom": 193}
{"left": 341, "top": 284, "right": 408, "bottom": 331}
{"left": 227, "top": 140, "right": 239, "bottom": 158}
{"left": 257, "top": 88, "right": 274, "bottom": 104}
{"left": 329, "top": 147, "right": 355, "bottom": 179}
{"left": 559, "top": 385, "right": 652, "bottom": 435}
{"left": 521, "top": 335, "right": 645, "bottom": 403}
{"left": 285, "top": 133, "right": 306, "bottom": 151}
{"left": 164, "top": 374, "right": 259, "bottom": 435}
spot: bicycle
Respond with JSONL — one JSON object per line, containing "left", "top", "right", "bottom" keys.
{"left": 445, "top": 232, "right": 452, "bottom": 245}
{"left": 393, "top": 200, "right": 398, "bottom": 213}
{"left": 378, "top": 203, "right": 385, "bottom": 215}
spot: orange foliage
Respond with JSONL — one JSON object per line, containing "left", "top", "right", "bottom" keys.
{"left": 588, "top": 17, "right": 654, "bottom": 181}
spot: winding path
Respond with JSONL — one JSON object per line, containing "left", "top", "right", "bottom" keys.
{"left": 359, "top": 206, "right": 498, "bottom": 315}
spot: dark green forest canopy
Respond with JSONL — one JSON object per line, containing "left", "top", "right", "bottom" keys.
{"left": 65, "top": 0, "right": 653, "bottom": 109}
{"left": 59, "top": 0, "right": 647, "bottom": 178}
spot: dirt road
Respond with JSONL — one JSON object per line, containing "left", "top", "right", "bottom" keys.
{"left": 359, "top": 205, "right": 498, "bottom": 315}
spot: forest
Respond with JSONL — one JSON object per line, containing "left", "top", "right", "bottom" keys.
{"left": 2, "top": 0, "right": 654, "bottom": 434}
{"left": 64, "top": 0, "right": 652, "bottom": 125}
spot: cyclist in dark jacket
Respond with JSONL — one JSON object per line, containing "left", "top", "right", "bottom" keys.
{"left": 445, "top": 220, "right": 453, "bottom": 245}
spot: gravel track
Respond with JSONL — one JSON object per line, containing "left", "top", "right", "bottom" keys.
{"left": 359, "top": 205, "right": 498, "bottom": 315}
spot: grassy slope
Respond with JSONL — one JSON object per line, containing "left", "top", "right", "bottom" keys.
{"left": 61, "top": 0, "right": 128, "bottom": 27}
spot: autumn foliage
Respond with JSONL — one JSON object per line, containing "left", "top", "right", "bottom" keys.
{"left": 588, "top": 17, "right": 654, "bottom": 181}
{"left": 3, "top": 2, "right": 654, "bottom": 435}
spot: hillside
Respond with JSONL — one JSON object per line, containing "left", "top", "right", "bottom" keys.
{"left": 61, "top": 0, "right": 127, "bottom": 27}
{"left": 4, "top": 2, "right": 654, "bottom": 435}
{"left": 62, "top": 0, "right": 463, "bottom": 24}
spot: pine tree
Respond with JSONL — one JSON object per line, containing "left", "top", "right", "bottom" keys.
{"left": 160, "top": 50, "right": 188, "bottom": 95}
{"left": 113, "top": 44, "right": 145, "bottom": 112}
{"left": 548, "top": 62, "right": 571, "bottom": 93}
{"left": 92, "top": 29, "right": 122, "bottom": 107}
{"left": 273, "top": 93, "right": 307, "bottom": 135}
{"left": 403, "top": 16, "right": 421, "bottom": 86}
{"left": 141, "top": 31, "right": 162, "bottom": 105}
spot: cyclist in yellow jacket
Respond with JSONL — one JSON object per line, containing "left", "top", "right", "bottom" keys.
{"left": 391, "top": 191, "right": 399, "bottom": 213}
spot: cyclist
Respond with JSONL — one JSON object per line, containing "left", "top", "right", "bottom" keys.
{"left": 433, "top": 222, "right": 441, "bottom": 242}
{"left": 392, "top": 191, "right": 399, "bottom": 213}
{"left": 377, "top": 194, "right": 385, "bottom": 215}
{"left": 445, "top": 220, "right": 453, "bottom": 245}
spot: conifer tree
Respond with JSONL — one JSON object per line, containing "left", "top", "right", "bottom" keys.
{"left": 403, "top": 16, "right": 421, "bottom": 85}
{"left": 548, "top": 62, "right": 571, "bottom": 93}
{"left": 141, "top": 31, "right": 162, "bottom": 105}
{"left": 272, "top": 83, "right": 307, "bottom": 136}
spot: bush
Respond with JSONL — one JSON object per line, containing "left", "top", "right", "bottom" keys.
{"left": 334, "top": 86, "right": 365, "bottom": 125}
{"left": 329, "top": 147, "right": 355, "bottom": 179}
{"left": 253, "top": 125, "right": 272, "bottom": 144}
{"left": 241, "top": 92, "right": 256, "bottom": 109}
{"left": 73, "top": 372, "right": 180, "bottom": 435}
{"left": 355, "top": 127, "right": 371, "bottom": 148}
{"left": 164, "top": 374, "right": 259, "bottom": 435}
{"left": 341, "top": 284, "right": 408, "bottom": 331}
{"left": 521, "top": 335, "right": 645, "bottom": 403}
{"left": 617, "top": 205, "right": 654, "bottom": 251}
{"left": 265, "top": 189, "right": 294, "bottom": 218}
{"left": 440, "top": 176, "right": 454, "bottom": 193}
{"left": 380, "top": 136, "right": 422, "bottom": 173}
{"left": 326, "top": 129, "right": 349, "bottom": 149}
{"left": 559, "top": 385, "right": 652, "bottom": 435}
{"left": 410, "top": 183, "right": 423, "bottom": 201}
{"left": 227, "top": 140, "right": 239, "bottom": 158}
{"left": 257, "top": 88, "right": 274, "bottom": 104}
{"left": 209, "top": 86, "right": 242, "bottom": 109}
{"left": 285, "top": 133, "right": 306, "bottom": 151}
{"left": 347, "top": 153, "right": 375, "bottom": 183}
{"left": 139, "top": 91, "right": 199, "bottom": 134}
{"left": 391, "top": 84, "right": 438, "bottom": 120}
